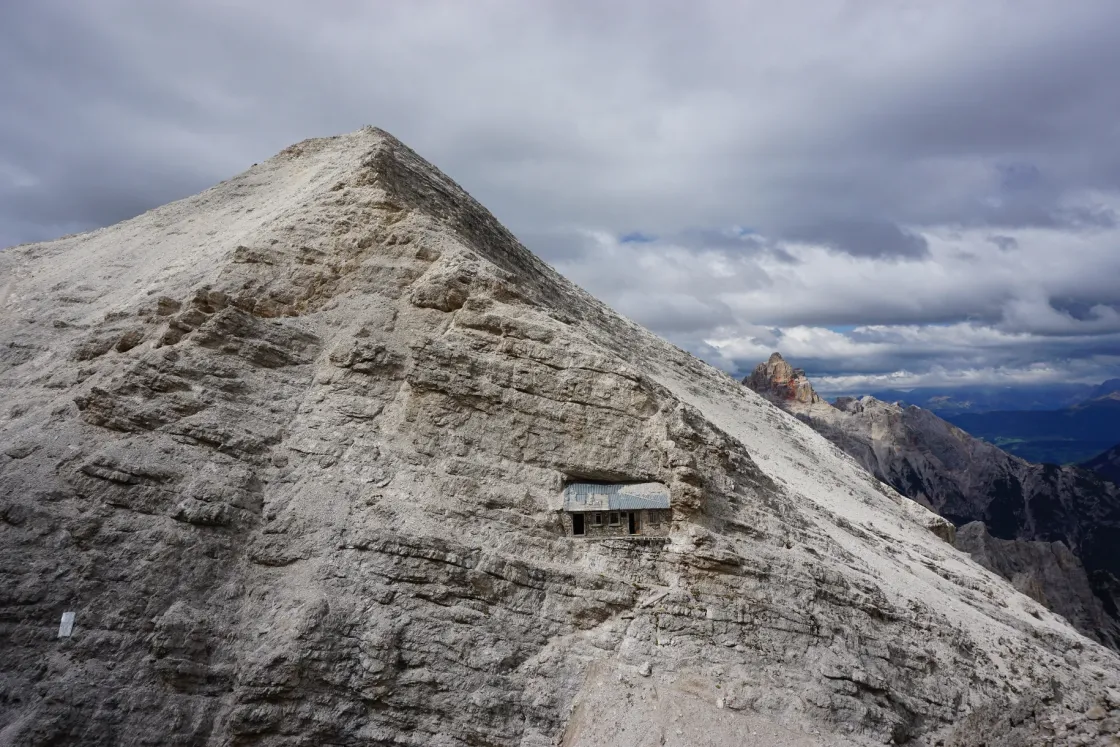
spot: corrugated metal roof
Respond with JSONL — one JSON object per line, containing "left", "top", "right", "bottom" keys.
{"left": 562, "top": 482, "right": 671, "bottom": 511}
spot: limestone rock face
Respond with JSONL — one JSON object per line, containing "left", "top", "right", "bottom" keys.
{"left": 2, "top": 130, "right": 1119, "bottom": 746}
{"left": 744, "top": 352, "right": 821, "bottom": 405}
{"left": 745, "top": 357, "right": 1120, "bottom": 652}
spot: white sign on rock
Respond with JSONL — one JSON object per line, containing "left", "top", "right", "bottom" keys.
{"left": 58, "top": 611, "right": 75, "bottom": 638}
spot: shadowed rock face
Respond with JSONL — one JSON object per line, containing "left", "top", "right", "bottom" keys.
{"left": 955, "top": 522, "right": 1116, "bottom": 642}
{"left": 1083, "top": 443, "right": 1120, "bottom": 484}
{"left": 745, "top": 355, "right": 1120, "bottom": 651}
{"left": 1, "top": 131, "right": 1119, "bottom": 747}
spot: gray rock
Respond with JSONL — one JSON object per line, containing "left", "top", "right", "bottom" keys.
{"left": 955, "top": 521, "right": 1118, "bottom": 645}
{"left": 1, "top": 128, "right": 1118, "bottom": 746}
{"left": 745, "top": 352, "right": 822, "bottom": 405}
{"left": 745, "top": 356, "right": 1120, "bottom": 651}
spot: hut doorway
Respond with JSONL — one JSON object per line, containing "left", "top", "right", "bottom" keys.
{"left": 573, "top": 514, "right": 585, "bottom": 536}
{"left": 628, "top": 512, "right": 639, "bottom": 535}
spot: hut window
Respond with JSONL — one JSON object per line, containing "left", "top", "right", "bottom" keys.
{"left": 591, "top": 512, "right": 603, "bottom": 527}
{"left": 609, "top": 512, "right": 620, "bottom": 526}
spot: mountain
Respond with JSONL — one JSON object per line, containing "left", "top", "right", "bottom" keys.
{"left": 745, "top": 352, "right": 822, "bottom": 405}
{"left": 1088, "top": 378, "right": 1120, "bottom": 401}
{"left": 856, "top": 383, "right": 1099, "bottom": 416}
{"left": 945, "top": 392, "right": 1120, "bottom": 465}
{"left": 745, "top": 354, "right": 1120, "bottom": 653}
{"left": 2, "top": 130, "right": 1118, "bottom": 746}
{"left": 1083, "top": 443, "right": 1120, "bottom": 484}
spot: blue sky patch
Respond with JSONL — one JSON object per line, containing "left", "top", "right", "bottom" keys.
{"left": 619, "top": 231, "right": 657, "bottom": 244}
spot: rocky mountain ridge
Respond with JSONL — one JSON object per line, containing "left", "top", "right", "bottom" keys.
{"left": 1089, "top": 379, "right": 1120, "bottom": 401}
{"left": 2, "top": 130, "right": 1119, "bottom": 746}
{"left": 1084, "top": 443, "right": 1120, "bottom": 484}
{"left": 744, "top": 353, "right": 1120, "bottom": 652}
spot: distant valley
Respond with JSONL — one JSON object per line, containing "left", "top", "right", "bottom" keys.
{"left": 944, "top": 391, "right": 1120, "bottom": 464}
{"left": 858, "top": 381, "right": 1109, "bottom": 415}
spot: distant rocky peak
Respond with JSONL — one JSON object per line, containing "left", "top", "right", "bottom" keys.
{"left": 832, "top": 395, "right": 862, "bottom": 413}
{"left": 743, "top": 352, "right": 821, "bottom": 405}
{"left": 832, "top": 394, "right": 902, "bottom": 415}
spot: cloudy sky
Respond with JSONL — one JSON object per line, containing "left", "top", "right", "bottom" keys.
{"left": 3, "top": 1, "right": 1120, "bottom": 391}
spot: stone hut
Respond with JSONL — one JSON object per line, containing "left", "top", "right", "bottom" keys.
{"left": 561, "top": 482, "right": 672, "bottom": 538}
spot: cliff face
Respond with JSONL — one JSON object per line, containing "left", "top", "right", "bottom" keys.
{"left": 2, "top": 130, "right": 1119, "bottom": 747}
{"left": 745, "top": 358, "right": 1120, "bottom": 651}
{"left": 745, "top": 352, "right": 822, "bottom": 405}
{"left": 954, "top": 522, "right": 1119, "bottom": 646}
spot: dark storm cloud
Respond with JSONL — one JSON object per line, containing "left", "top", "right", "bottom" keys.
{"left": 987, "top": 235, "right": 1018, "bottom": 252}
{"left": 2, "top": 0, "right": 1120, "bottom": 387}
{"left": 784, "top": 220, "right": 930, "bottom": 261}
{"left": 669, "top": 228, "right": 800, "bottom": 264}
{"left": 5, "top": 1, "right": 1120, "bottom": 242}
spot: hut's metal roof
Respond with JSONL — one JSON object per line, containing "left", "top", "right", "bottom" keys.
{"left": 562, "top": 482, "right": 671, "bottom": 511}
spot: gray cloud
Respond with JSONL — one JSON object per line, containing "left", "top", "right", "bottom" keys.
{"left": 987, "top": 235, "right": 1018, "bottom": 251}
{"left": 784, "top": 220, "right": 930, "bottom": 260}
{"left": 3, "top": 0, "right": 1120, "bottom": 387}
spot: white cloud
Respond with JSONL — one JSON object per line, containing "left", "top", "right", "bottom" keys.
{"left": 553, "top": 218, "right": 1120, "bottom": 383}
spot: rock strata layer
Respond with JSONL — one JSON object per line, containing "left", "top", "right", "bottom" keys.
{"left": 2, "top": 130, "right": 1119, "bottom": 746}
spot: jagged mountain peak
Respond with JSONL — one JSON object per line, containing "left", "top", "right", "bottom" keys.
{"left": 3, "top": 134, "right": 1120, "bottom": 746}
{"left": 742, "top": 350, "right": 821, "bottom": 406}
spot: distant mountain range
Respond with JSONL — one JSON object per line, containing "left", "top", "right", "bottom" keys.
{"left": 1084, "top": 443, "right": 1120, "bottom": 484}
{"left": 858, "top": 383, "right": 1094, "bottom": 414}
{"left": 746, "top": 353, "right": 1120, "bottom": 649}
{"left": 944, "top": 390, "right": 1120, "bottom": 465}
{"left": 1090, "top": 378, "right": 1120, "bottom": 399}
{"left": 830, "top": 379, "right": 1120, "bottom": 465}
{"left": 848, "top": 379, "right": 1120, "bottom": 416}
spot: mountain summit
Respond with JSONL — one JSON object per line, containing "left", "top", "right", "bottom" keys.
{"left": 744, "top": 352, "right": 822, "bottom": 405}
{"left": 2, "top": 131, "right": 1119, "bottom": 746}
